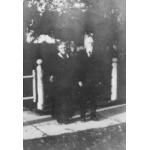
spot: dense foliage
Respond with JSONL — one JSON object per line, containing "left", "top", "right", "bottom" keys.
{"left": 23, "top": 0, "right": 126, "bottom": 103}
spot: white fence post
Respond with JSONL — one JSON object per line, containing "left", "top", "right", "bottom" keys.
{"left": 111, "top": 58, "right": 118, "bottom": 101}
{"left": 32, "top": 70, "right": 36, "bottom": 103}
{"left": 36, "top": 59, "right": 45, "bottom": 110}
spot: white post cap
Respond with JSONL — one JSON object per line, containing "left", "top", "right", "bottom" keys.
{"left": 36, "top": 59, "right": 43, "bottom": 65}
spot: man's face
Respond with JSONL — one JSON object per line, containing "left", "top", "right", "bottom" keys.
{"left": 58, "top": 43, "right": 66, "bottom": 55}
{"left": 84, "top": 33, "right": 94, "bottom": 56}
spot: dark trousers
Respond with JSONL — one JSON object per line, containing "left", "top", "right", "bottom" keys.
{"left": 79, "top": 97, "right": 87, "bottom": 118}
{"left": 79, "top": 86, "right": 97, "bottom": 118}
{"left": 88, "top": 95, "right": 97, "bottom": 117}
{"left": 78, "top": 87, "right": 87, "bottom": 118}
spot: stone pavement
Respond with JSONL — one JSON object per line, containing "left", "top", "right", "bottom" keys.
{"left": 23, "top": 104, "right": 126, "bottom": 140}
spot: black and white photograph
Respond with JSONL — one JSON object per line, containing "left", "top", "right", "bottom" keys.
{"left": 23, "top": 0, "right": 126, "bottom": 150}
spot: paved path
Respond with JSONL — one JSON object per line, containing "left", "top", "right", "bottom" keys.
{"left": 23, "top": 104, "right": 126, "bottom": 140}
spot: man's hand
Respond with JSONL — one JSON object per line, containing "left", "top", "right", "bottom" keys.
{"left": 49, "top": 75, "right": 54, "bottom": 82}
{"left": 78, "top": 81, "right": 83, "bottom": 87}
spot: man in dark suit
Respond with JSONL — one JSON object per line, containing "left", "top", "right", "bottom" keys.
{"left": 84, "top": 51, "right": 99, "bottom": 120}
{"left": 76, "top": 48, "right": 88, "bottom": 121}
{"left": 77, "top": 33, "right": 99, "bottom": 121}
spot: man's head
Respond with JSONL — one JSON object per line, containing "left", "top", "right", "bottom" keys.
{"left": 84, "top": 33, "right": 94, "bottom": 57}
{"left": 57, "top": 42, "right": 67, "bottom": 55}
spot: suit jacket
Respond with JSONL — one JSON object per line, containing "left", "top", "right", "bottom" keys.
{"left": 76, "top": 50, "right": 101, "bottom": 97}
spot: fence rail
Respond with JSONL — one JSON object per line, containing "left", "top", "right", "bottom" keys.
{"left": 23, "top": 59, "right": 44, "bottom": 110}
{"left": 23, "top": 75, "right": 34, "bottom": 79}
{"left": 23, "top": 96, "right": 34, "bottom": 101}
{"left": 23, "top": 70, "right": 36, "bottom": 102}
{"left": 23, "top": 58, "right": 118, "bottom": 111}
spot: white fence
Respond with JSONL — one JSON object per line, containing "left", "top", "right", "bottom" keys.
{"left": 23, "top": 59, "right": 44, "bottom": 110}
{"left": 23, "top": 58, "right": 118, "bottom": 111}
{"left": 23, "top": 70, "right": 36, "bottom": 103}
{"left": 111, "top": 58, "right": 118, "bottom": 101}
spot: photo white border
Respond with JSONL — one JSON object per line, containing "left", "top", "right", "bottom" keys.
{"left": 127, "top": 0, "right": 150, "bottom": 150}
{"left": 0, "top": 0, "right": 23, "bottom": 150}
{"left": 0, "top": 0, "right": 150, "bottom": 150}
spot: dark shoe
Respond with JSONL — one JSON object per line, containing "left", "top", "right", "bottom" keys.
{"left": 57, "top": 119, "right": 64, "bottom": 124}
{"left": 57, "top": 117, "right": 70, "bottom": 124}
{"left": 81, "top": 117, "right": 86, "bottom": 122}
{"left": 64, "top": 118, "right": 70, "bottom": 124}
{"left": 90, "top": 115, "right": 98, "bottom": 121}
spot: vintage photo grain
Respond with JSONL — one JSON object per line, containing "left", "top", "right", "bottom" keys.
{"left": 23, "top": 0, "right": 126, "bottom": 150}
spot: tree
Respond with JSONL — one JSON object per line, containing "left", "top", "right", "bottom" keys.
{"left": 24, "top": 0, "right": 125, "bottom": 48}
{"left": 24, "top": 0, "right": 126, "bottom": 102}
